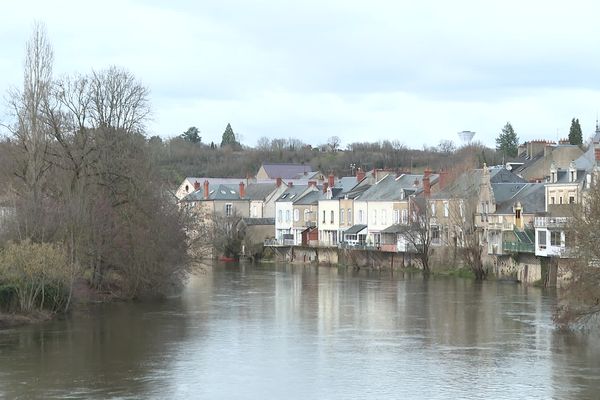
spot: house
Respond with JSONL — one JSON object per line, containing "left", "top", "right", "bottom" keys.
{"left": 513, "top": 141, "right": 583, "bottom": 182}
{"left": 292, "top": 185, "right": 325, "bottom": 246}
{"left": 237, "top": 218, "right": 276, "bottom": 258}
{"left": 256, "top": 163, "right": 317, "bottom": 180}
{"left": 274, "top": 183, "right": 315, "bottom": 245}
{"left": 476, "top": 165, "right": 544, "bottom": 255}
{"left": 179, "top": 180, "right": 251, "bottom": 219}
{"left": 353, "top": 170, "right": 438, "bottom": 248}
{"left": 317, "top": 174, "right": 364, "bottom": 246}
{"left": 246, "top": 179, "right": 287, "bottom": 218}
{"left": 534, "top": 147, "right": 595, "bottom": 258}
{"left": 175, "top": 177, "right": 251, "bottom": 200}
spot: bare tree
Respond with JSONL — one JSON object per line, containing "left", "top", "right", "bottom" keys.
{"left": 4, "top": 22, "right": 54, "bottom": 239}
{"left": 89, "top": 66, "right": 151, "bottom": 133}
{"left": 398, "top": 196, "right": 433, "bottom": 274}
{"left": 554, "top": 177, "right": 600, "bottom": 329}
{"left": 327, "top": 136, "right": 341, "bottom": 152}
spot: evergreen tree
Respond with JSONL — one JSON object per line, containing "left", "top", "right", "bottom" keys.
{"left": 220, "top": 123, "right": 237, "bottom": 147}
{"left": 181, "top": 126, "right": 201, "bottom": 143}
{"left": 495, "top": 122, "right": 519, "bottom": 159}
{"left": 568, "top": 118, "right": 583, "bottom": 146}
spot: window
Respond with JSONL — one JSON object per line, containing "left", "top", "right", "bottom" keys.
{"left": 294, "top": 209, "right": 299, "bottom": 222}
{"left": 459, "top": 200, "right": 464, "bottom": 218}
{"left": 185, "top": 185, "right": 189, "bottom": 192}
{"left": 372, "top": 209, "right": 377, "bottom": 225}
{"left": 340, "top": 209, "right": 345, "bottom": 224}
{"left": 278, "top": 210, "right": 282, "bottom": 222}
{"left": 443, "top": 201, "right": 449, "bottom": 217}
{"left": 330, "top": 210, "right": 334, "bottom": 224}
{"left": 515, "top": 209, "right": 521, "bottom": 219}
{"left": 430, "top": 202, "right": 436, "bottom": 215}
{"left": 551, "top": 231, "right": 561, "bottom": 246}
{"left": 559, "top": 197, "right": 563, "bottom": 205}
{"left": 401, "top": 209, "right": 408, "bottom": 224}
{"left": 550, "top": 197, "right": 555, "bottom": 205}
{"left": 381, "top": 210, "right": 386, "bottom": 225}
{"left": 285, "top": 210, "right": 290, "bottom": 222}
{"left": 432, "top": 226, "right": 440, "bottom": 243}
{"left": 358, "top": 210, "right": 364, "bottom": 224}
{"left": 394, "top": 210, "right": 400, "bottom": 224}
{"left": 569, "top": 196, "right": 575, "bottom": 204}
{"left": 225, "top": 203, "right": 233, "bottom": 216}
{"left": 538, "top": 230, "right": 546, "bottom": 248}
{"left": 322, "top": 210, "right": 326, "bottom": 224}
{"left": 348, "top": 209, "right": 352, "bottom": 224}
{"left": 304, "top": 209, "right": 310, "bottom": 222}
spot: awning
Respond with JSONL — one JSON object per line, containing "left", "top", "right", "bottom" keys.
{"left": 381, "top": 224, "right": 405, "bottom": 234}
{"left": 343, "top": 224, "right": 368, "bottom": 235}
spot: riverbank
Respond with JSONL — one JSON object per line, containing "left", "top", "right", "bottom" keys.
{"left": 0, "top": 311, "right": 53, "bottom": 329}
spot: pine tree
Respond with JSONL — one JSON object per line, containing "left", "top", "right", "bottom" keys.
{"left": 568, "top": 118, "right": 583, "bottom": 146}
{"left": 220, "top": 123, "right": 237, "bottom": 147}
{"left": 181, "top": 126, "right": 201, "bottom": 143}
{"left": 495, "top": 122, "right": 519, "bottom": 159}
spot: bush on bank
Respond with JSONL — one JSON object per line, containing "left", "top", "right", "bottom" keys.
{"left": 0, "top": 240, "right": 72, "bottom": 314}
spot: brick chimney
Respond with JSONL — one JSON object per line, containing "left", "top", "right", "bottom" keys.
{"left": 193, "top": 180, "right": 200, "bottom": 191}
{"left": 323, "top": 182, "right": 329, "bottom": 193}
{"left": 288, "top": 182, "right": 294, "bottom": 188}
{"left": 423, "top": 169, "right": 431, "bottom": 198}
{"left": 595, "top": 146, "right": 600, "bottom": 163}
{"left": 203, "top": 180, "right": 209, "bottom": 199}
{"left": 328, "top": 173, "right": 335, "bottom": 189}
{"left": 239, "top": 182, "right": 245, "bottom": 198}
{"left": 308, "top": 180, "right": 317, "bottom": 188}
{"left": 276, "top": 177, "right": 282, "bottom": 187}
{"left": 439, "top": 170, "right": 448, "bottom": 190}
{"left": 356, "top": 168, "right": 365, "bottom": 182}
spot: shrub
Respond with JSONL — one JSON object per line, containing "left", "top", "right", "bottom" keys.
{"left": 0, "top": 240, "right": 71, "bottom": 313}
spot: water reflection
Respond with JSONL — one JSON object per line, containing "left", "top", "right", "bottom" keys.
{"left": 0, "top": 263, "right": 599, "bottom": 399}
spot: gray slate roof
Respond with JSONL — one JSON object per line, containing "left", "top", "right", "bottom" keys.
{"left": 358, "top": 173, "right": 438, "bottom": 201}
{"left": 294, "top": 190, "right": 325, "bottom": 205}
{"left": 275, "top": 185, "right": 311, "bottom": 202}
{"left": 344, "top": 224, "right": 368, "bottom": 234}
{"left": 261, "top": 163, "right": 313, "bottom": 179}
{"left": 244, "top": 183, "right": 277, "bottom": 200}
{"left": 492, "top": 183, "right": 546, "bottom": 214}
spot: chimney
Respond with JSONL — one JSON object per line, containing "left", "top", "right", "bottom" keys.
{"left": 308, "top": 180, "right": 317, "bottom": 188}
{"left": 288, "top": 182, "right": 294, "bottom": 188}
{"left": 276, "top": 177, "right": 282, "bottom": 187}
{"left": 439, "top": 170, "right": 448, "bottom": 190}
{"left": 203, "top": 180, "right": 209, "bottom": 199}
{"left": 239, "top": 182, "right": 245, "bottom": 198}
{"left": 328, "top": 173, "right": 335, "bottom": 189}
{"left": 323, "top": 182, "right": 329, "bottom": 193}
{"left": 595, "top": 147, "right": 600, "bottom": 162}
{"left": 193, "top": 180, "right": 200, "bottom": 191}
{"left": 356, "top": 168, "right": 366, "bottom": 182}
{"left": 423, "top": 169, "right": 431, "bottom": 197}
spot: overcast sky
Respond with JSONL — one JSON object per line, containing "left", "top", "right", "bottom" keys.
{"left": 2, "top": 0, "right": 600, "bottom": 149}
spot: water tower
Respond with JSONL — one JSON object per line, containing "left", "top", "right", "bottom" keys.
{"left": 457, "top": 130, "right": 476, "bottom": 144}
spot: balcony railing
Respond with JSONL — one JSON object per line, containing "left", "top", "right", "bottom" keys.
{"left": 488, "top": 221, "right": 514, "bottom": 231}
{"left": 502, "top": 241, "right": 534, "bottom": 253}
{"left": 534, "top": 216, "right": 569, "bottom": 228}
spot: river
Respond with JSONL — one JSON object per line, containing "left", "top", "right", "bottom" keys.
{"left": 1, "top": 262, "right": 599, "bottom": 399}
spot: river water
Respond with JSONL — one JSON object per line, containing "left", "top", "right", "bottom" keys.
{"left": 1, "top": 263, "right": 600, "bottom": 399}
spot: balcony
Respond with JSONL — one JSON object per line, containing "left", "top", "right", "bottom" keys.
{"left": 488, "top": 221, "right": 514, "bottom": 231}
{"left": 502, "top": 241, "right": 534, "bottom": 254}
{"left": 534, "top": 216, "right": 569, "bottom": 228}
